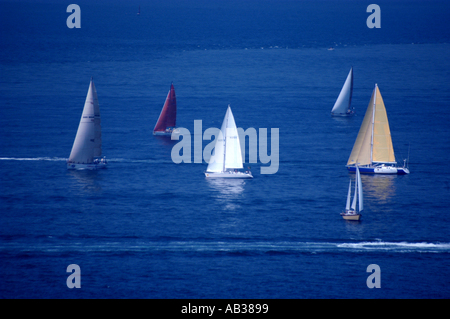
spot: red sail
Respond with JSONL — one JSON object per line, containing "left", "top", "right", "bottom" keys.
{"left": 153, "top": 83, "right": 177, "bottom": 132}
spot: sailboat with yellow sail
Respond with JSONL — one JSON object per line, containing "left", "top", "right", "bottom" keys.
{"left": 347, "top": 84, "right": 410, "bottom": 175}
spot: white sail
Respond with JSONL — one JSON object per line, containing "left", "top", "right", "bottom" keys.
{"left": 206, "top": 129, "right": 225, "bottom": 173}
{"left": 68, "top": 78, "right": 100, "bottom": 164}
{"left": 342, "top": 166, "right": 362, "bottom": 219}
{"left": 206, "top": 106, "right": 243, "bottom": 173}
{"left": 331, "top": 67, "right": 353, "bottom": 114}
{"left": 346, "top": 180, "right": 352, "bottom": 211}
{"left": 351, "top": 168, "right": 358, "bottom": 211}
{"left": 92, "top": 81, "right": 102, "bottom": 157}
{"left": 357, "top": 166, "right": 363, "bottom": 212}
{"left": 224, "top": 109, "right": 243, "bottom": 170}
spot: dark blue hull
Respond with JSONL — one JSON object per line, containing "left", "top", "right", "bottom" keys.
{"left": 347, "top": 165, "right": 410, "bottom": 175}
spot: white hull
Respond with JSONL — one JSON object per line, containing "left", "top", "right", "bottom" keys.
{"left": 374, "top": 165, "right": 397, "bottom": 174}
{"left": 67, "top": 161, "right": 107, "bottom": 170}
{"left": 153, "top": 128, "right": 180, "bottom": 136}
{"left": 153, "top": 131, "right": 171, "bottom": 136}
{"left": 205, "top": 171, "right": 253, "bottom": 179}
{"left": 153, "top": 129, "right": 180, "bottom": 137}
{"left": 331, "top": 110, "right": 354, "bottom": 117}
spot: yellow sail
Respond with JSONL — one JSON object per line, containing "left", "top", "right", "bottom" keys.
{"left": 347, "top": 84, "right": 395, "bottom": 166}
{"left": 347, "top": 89, "right": 375, "bottom": 166}
{"left": 372, "top": 85, "right": 396, "bottom": 163}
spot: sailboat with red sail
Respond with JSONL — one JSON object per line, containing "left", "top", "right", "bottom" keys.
{"left": 153, "top": 83, "right": 179, "bottom": 136}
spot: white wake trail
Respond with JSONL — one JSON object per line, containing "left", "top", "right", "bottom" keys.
{"left": 0, "top": 157, "right": 67, "bottom": 161}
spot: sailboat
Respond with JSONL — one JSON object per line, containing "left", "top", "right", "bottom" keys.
{"left": 153, "top": 83, "right": 179, "bottom": 136}
{"left": 347, "top": 84, "right": 410, "bottom": 175}
{"left": 205, "top": 105, "right": 253, "bottom": 179}
{"left": 67, "top": 78, "right": 107, "bottom": 170}
{"left": 137, "top": 6, "right": 140, "bottom": 15}
{"left": 341, "top": 166, "right": 363, "bottom": 220}
{"left": 331, "top": 67, "right": 354, "bottom": 116}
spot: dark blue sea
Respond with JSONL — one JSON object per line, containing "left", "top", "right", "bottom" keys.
{"left": 1, "top": 0, "right": 450, "bottom": 301}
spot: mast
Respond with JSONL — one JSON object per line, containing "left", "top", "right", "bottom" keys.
{"left": 370, "top": 84, "right": 377, "bottom": 165}
{"left": 222, "top": 106, "right": 228, "bottom": 172}
{"left": 358, "top": 166, "right": 363, "bottom": 212}
{"left": 351, "top": 168, "right": 358, "bottom": 211}
{"left": 91, "top": 77, "right": 102, "bottom": 158}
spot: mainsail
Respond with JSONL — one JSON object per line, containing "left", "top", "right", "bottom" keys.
{"left": 347, "top": 84, "right": 396, "bottom": 166}
{"left": 331, "top": 67, "right": 353, "bottom": 115}
{"left": 346, "top": 180, "right": 352, "bottom": 211}
{"left": 206, "top": 106, "right": 243, "bottom": 173}
{"left": 93, "top": 82, "right": 102, "bottom": 157}
{"left": 154, "top": 83, "right": 177, "bottom": 133}
{"left": 357, "top": 166, "right": 363, "bottom": 212}
{"left": 349, "top": 166, "right": 363, "bottom": 212}
{"left": 351, "top": 169, "right": 358, "bottom": 211}
{"left": 68, "top": 78, "right": 102, "bottom": 164}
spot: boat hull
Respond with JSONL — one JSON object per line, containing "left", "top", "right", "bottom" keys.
{"left": 331, "top": 113, "right": 353, "bottom": 117}
{"left": 347, "top": 165, "right": 409, "bottom": 175}
{"left": 67, "top": 162, "right": 107, "bottom": 170}
{"left": 341, "top": 213, "right": 361, "bottom": 221}
{"left": 205, "top": 171, "right": 253, "bottom": 179}
{"left": 153, "top": 131, "right": 172, "bottom": 136}
{"left": 153, "top": 128, "right": 180, "bottom": 136}
{"left": 331, "top": 110, "right": 354, "bottom": 116}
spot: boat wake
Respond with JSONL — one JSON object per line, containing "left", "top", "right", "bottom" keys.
{"left": 0, "top": 157, "right": 173, "bottom": 164}
{"left": 109, "top": 158, "right": 174, "bottom": 164}
{"left": 336, "top": 241, "right": 450, "bottom": 252}
{"left": 0, "top": 157, "right": 67, "bottom": 161}
{"left": 1, "top": 240, "right": 449, "bottom": 254}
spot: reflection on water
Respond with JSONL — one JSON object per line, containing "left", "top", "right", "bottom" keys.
{"left": 206, "top": 178, "right": 246, "bottom": 211}
{"left": 360, "top": 174, "right": 396, "bottom": 204}
{"left": 344, "top": 219, "right": 366, "bottom": 235}
{"left": 67, "top": 170, "right": 103, "bottom": 193}
{"left": 154, "top": 135, "right": 179, "bottom": 147}
{"left": 330, "top": 115, "right": 356, "bottom": 125}
{"left": 342, "top": 174, "right": 397, "bottom": 233}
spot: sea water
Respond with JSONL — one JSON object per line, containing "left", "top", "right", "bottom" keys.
{"left": 1, "top": 0, "right": 449, "bottom": 299}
